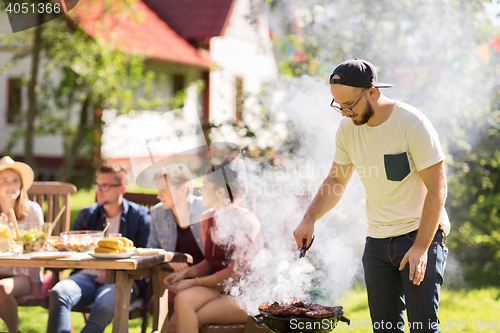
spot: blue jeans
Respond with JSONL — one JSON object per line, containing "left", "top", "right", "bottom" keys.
{"left": 47, "top": 273, "right": 136, "bottom": 333}
{"left": 362, "top": 230, "right": 448, "bottom": 333}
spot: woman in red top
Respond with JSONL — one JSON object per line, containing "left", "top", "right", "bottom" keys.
{"left": 164, "top": 160, "right": 262, "bottom": 333}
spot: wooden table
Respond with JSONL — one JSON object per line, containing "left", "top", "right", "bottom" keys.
{"left": 0, "top": 251, "right": 192, "bottom": 333}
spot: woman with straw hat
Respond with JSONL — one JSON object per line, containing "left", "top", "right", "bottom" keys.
{"left": 0, "top": 156, "right": 43, "bottom": 333}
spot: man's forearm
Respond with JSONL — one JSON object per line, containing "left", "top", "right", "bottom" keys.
{"left": 302, "top": 176, "right": 347, "bottom": 224}
{"left": 414, "top": 187, "right": 447, "bottom": 250}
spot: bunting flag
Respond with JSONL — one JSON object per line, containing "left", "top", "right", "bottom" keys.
{"left": 474, "top": 44, "right": 490, "bottom": 64}
{"left": 490, "top": 36, "right": 500, "bottom": 54}
{"left": 415, "top": 66, "right": 430, "bottom": 83}
{"left": 285, "top": 44, "right": 293, "bottom": 58}
{"left": 308, "top": 58, "right": 318, "bottom": 75}
{"left": 393, "top": 67, "right": 416, "bottom": 85}
{"left": 292, "top": 50, "right": 308, "bottom": 64}
{"left": 271, "top": 29, "right": 311, "bottom": 64}
{"left": 271, "top": 29, "right": 500, "bottom": 78}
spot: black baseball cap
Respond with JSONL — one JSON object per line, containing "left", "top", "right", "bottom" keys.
{"left": 330, "top": 58, "right": 393, "bottom": 88}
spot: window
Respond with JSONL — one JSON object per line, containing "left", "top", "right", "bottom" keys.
{"left": 172, "top": 74, "right": 185, "bottom": 116}
{"left": 7, "top": 78, "right": 22, "bottom": 124}
{"left": 173, "top": 74, "right": 185, "bottom": 95}
{"left": 235, "top": 77, "right": 243, "bottom": 121}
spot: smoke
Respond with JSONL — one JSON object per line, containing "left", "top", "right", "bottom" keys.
{"left": 226, "top": 76, "right": 365, "bottom": 314}
{"left": 227, "top": 0, "right": 498, "bottom": 313}
{"left": 442, "top": 253, "right": 465, "bottom": 288}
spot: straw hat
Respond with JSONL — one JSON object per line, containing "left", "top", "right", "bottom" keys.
{"left": 0, "top": 156, "right": 35, "bottom": 190}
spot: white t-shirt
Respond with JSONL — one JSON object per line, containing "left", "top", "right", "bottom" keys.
{"left": 80, "top": 213, "right": 122, "bottom": 277}
{"left": 334, "top": 101, "right": 450, "bottom": 238}
{"left": 105, "top": 213, "right": 121, "bottom": 236}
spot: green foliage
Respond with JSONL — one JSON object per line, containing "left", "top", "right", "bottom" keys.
{"left": 447, "top": 110, "right": 500, "bottom": 286}
{"left": 0, "top": 0, "right": 173, "bottom": 186}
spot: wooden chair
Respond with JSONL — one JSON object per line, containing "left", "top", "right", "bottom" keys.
{"left": 123, "top": 192, "right": 160, "bottom": 209}
{"left": 18, "top": 182, "right": 77, "bottom": 308}
{"left": 27, "top": 181, "right": 77, "bottom": 235}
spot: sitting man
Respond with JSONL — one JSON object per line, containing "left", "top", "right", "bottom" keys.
{"left": 47, "top": 163, "right": 150, "bottom": 333}
{"left": 147, "top": 163, "right": 210, "bottom": 318}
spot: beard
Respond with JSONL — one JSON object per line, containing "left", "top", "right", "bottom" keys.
{"left": 352, "top": 101, "right": 374, "bottom": 125}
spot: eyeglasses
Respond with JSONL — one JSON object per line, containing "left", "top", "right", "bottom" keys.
{"left": 330, "top": 88, "right": 368, "bottom": 116}
{"left": 93, "top": 183, "right": 121, "bottom": 192}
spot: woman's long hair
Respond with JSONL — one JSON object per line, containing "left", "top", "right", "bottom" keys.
{"left": 0, "top": 169, "right": 30, "bottom": 221}
{"left": 204, "top": 158, "right": 240, "bottom": 203}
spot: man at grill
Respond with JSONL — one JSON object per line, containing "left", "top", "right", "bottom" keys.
{"left": 293, "top": 58, "right": 449, "bottom": 333}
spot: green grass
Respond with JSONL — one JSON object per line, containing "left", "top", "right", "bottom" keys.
{"left": 8, "top": 190, "right": 500, "bottom": 332}
{"left": 7, "top": 286, "right": 499, "bottom": 332}
{"left": 336, "top": 285, "right": 500, "bottom": 332}
{"left": 69, "top": 188, "right": 95, "bottom": 225}
{"left": 12, "top": 307, "right": 150, "bottom": 333}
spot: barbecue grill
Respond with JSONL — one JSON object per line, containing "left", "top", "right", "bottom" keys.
{"left": 253, "top": 308, "right": 350, "bottom": 333}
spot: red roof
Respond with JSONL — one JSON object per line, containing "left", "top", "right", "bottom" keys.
{"left": 70, "top": 1, "right": 211, "bottom": 68}
{"left": 142, "top": 0, "right": 236, "bottom": 40}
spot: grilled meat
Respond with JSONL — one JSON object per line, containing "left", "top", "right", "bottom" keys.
{"left": 258, "top": 303, "right": 270, "bottom": 312}
{"left": 258, "top": 301, "right": 342, "bottom": 319}
{"left": 266, "top": 302, "right": 282, "bottom": 316}
{"left": 305, "top": 309, "right": 337, "bottom": 319}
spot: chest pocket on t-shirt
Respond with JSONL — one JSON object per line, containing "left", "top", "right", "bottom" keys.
{"left": 384, "top": 152, "right": 410, "bottom": 181}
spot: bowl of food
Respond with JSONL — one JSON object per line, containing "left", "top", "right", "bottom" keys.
{"left": 18, "top": 223, "right": 47, "bottom": 252}
{"left": 0, "top": 224, "right": 13, "bottom": 252}
{"left": 60, "top": 230, "right": 104, "bottom": 252}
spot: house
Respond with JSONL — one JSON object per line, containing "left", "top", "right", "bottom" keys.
{"left": 0, "top": 0, "right": 277, "bottom": 180}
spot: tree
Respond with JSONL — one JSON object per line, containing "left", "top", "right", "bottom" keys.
{"left": 0, "top": 0, "right": 168, "bottom": 185}
{"left": 446, "top": 92, "right": 500, "bottom": 286}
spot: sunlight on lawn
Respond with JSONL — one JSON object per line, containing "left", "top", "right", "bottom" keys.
{"left": 7, "top": 286, "right": 498, "bottom": 332}
{"left": 338, "top": 286, "right": 500, "bottom": 332}
{"left": 5, "top": 190, "right": 498, "bottom": 332}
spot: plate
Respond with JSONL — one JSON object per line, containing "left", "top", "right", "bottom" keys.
{"left": 136, "top": 248, "right": 166, "bottom": 256}
{"left": 88, "top": 251, "right": 138, "bottom": 259}
{"left": 31, "top": 252, "right": 76, "bottom": 259}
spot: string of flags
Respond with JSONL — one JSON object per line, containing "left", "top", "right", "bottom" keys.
{"left": 270, "top": 29, "right": 500, "bottom": 83}
{"left": 392, "top": 35, "right": 500, "bottom": 85}
{"left": 474, "top": 35, "right": 500, "bottom": 64}
{"left": 270, "top": 30, "right": 308, "bottom": 64}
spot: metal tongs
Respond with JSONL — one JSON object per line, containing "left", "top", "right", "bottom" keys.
{"left": 299, "top": 235, "right": 314, "bottom": 258}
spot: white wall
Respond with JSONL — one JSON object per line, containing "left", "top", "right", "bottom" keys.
{"left": 0, "top": 12, "right": 72, "bottom": 158}
{"left": 0, "top": 8, "right": 205, "bottom": 162}
{"left": 0, "top": 51, "right": 65, "bottom": 158}
{"left": 209, "top": 0, "right": 278, "bottom": 125}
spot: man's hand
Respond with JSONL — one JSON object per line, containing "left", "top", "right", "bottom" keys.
{"left": 94, "top": 271, "right": 107, "bottom": 284}
{"left": 399, "top": 245, "right": 428, "bottom": 285}
{"left": 293, "top": 220, "right": 315, "bottom": 250}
